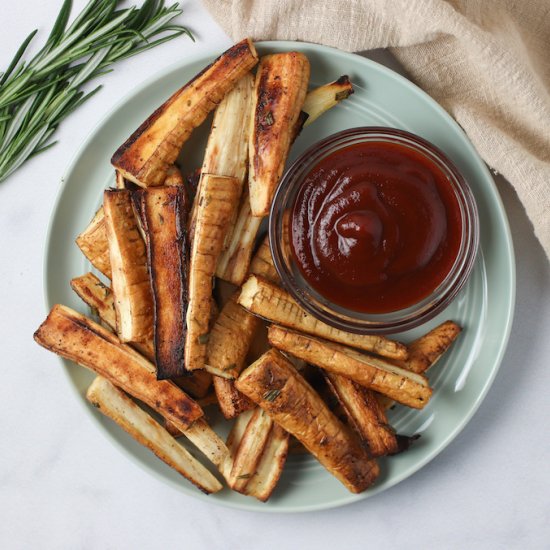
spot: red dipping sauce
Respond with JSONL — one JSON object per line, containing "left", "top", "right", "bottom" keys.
{"left": 290, "top": 140, "right": 463, "bottom": 313}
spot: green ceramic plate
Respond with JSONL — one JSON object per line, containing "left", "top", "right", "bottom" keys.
{"left": 44, "top": 42, "right": 515, "bottom": 512}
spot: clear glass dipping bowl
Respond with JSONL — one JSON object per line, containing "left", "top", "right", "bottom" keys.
{"left": 269, "top": 127, "right": 480, "bottom": 334}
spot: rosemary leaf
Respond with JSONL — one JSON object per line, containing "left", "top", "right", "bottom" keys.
{"left": 0, "top": 0, "right": 193, "bottom": 183}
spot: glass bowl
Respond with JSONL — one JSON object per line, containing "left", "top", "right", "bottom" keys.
{"left": 269, "top": 127, "right": 479, "bottom": 334}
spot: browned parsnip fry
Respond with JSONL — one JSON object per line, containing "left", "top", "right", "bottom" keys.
{"left": 268, "top": 326, "right": 432, "bottom": 409}
{"left": 229, "top": 408, "right": 274, "bottom": 492}
{"left": 186, "top": 174, "right": 240, "bottom": 370}
{"left": 206, "top": 290, "right": 260, "bottom": 418}
{"left": 140, "top": 186, "right": 189, "bottom": 379}
{"left": 86, "top": 377, "right": 222, "bottom": 494}
{"left": 244, "top": 422, "right": 289, "bottom": 502}
{"left": 248, "top": 53, "right": 310, "bottom": 216}
{"left": 212, "top": 377, "right": 256, "bottom": 420}
{"left": 220, "top": 409, "right": 256, "bottom": 478}
{"left": 248, "top": 235, "right": 280, "bottom": 284}
{"left": 34, "top": 305, "right": 203, "bottom": 430}
{"left": 112, "top": 39, "right": 258, "bottom": 187}
{"left": 206, "top": 292, "right": 262, "bottom": 380}
{"left": 215, "top": 189, "right": 263, "bottom": 285}
{"left": 75, "top": 208, "right": 112, "bottom": 279}
{"left": 103, "top": 189, "right": 153, "bottom": 344}
{"left": 164, "top": 165, "right": 185, "bottom": 188}
{"left": 236, "top": 349, "right": 379, "bottom": 493}
{"left": 302, "top": 75, "right": 354, "bottom": 127}
{"left": 239, "top": 275, "right": 407, "bottom": 360}
{"left": 401, "top": 321, "right": 462, "bottom": 374}
{"left": 323, "top": 372, "right": 398, "bottom": 457}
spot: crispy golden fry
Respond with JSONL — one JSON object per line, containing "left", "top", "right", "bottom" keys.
{"left": 186, "top": 174, "right": 240, "bottom": 370}
{"left": 140, "top": 186, "right": 189, "bottom": 379}
{"left": 244, "top": 422, "right": 289, "bottom": 502}
{"left": 302, "top": 75, "right": 354, "bottom": 127}
{"left": 212, "top": 377, "right": 256, "bottom": 420}
{"left": 34, "top": 305, "right": 203, "bottom": 430}
{"left": 112, "top": 39, "right": 258, "bottom": 187}
{"left": 215, "top": 189, "right": 263, "bottom": 285}
{"left": 323, "top": 372, "right": 398, "bottom": 457}
{"left": 235, "top": 349, "right": 379, "bottom": 493}
{"left": 182, "top": 418, "right": 229, "bottom": 469}
{"left": 103, "top": 189, "right": 153, "bottom": 344}
{"left": 400, "top": 321, "right": 462, "bottom": 374}
{"left": 87, "top": 377, "right": 222, "bottom": 494}
{"left": 249, "top": 53, "right": 310, "bottom": 216}
{"left": 229, "top": 408, "right": 274, "bottom": 492}
{"left": 70, "top": 273, "right": 118, "bottom": 331}
{"left": 75, "top": 208, "right": 112, "bottom": 279}
{"left": 164, "top": 165, "right": 185, "bottom": 187}
{"left": 239, "top": 275, "right": 407, "bottom": 360}
{"left": 248, "top": 235, "right": 280, "bottom": 283}
{"left": 202, "top": 72, "right": 254, "bottom": 183}
{"left": 206, "top": 292, "right": 262, "bottom": 380}
{"left": 267, "top": 326, "right": 432, "bottom": 409}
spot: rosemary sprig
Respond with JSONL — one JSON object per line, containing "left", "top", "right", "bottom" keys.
{"left": 0, "top": 0, "right": 193, "bottom": 183}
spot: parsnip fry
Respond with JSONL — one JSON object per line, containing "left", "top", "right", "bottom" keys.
{"left": 268, "top": 326, "right": 432, "bottom": 409}
{"left": 323, "top": 372, "right": 398, "bottom": 457}
{"left": 164, "top": 165, "right": 185, "bottom": 187}
{"left": 239, "top": 275, "right": 407, "bottom": 360}
{"left": 221, "top": 409, "right": 256, "bottom": 478}
{"left": 103, "top": 189, "right": 153, "bottom": 344}
{"left": 86, "top": 377, "right": 222, "bottom": 494}
{"left": 229, "top": 408, "right": 273, "bottom": 492}
{"left": 186, "top": 174, "right": 240, "bottom": 370}
{"left": 302, "top": 76, "right": 354, "bottom": 127}
{"left": 249, "top": 53, "right": 310, "bottom": 216}
{"left": 212, "top": 377, "right": 255, "bottom": 420}
{"left": 244, "top": 423, "right": 289, "bottom": 502}
{"left": 401, "top": 321, "right": 462, "bottom": 374}
{"left": 34, "top": 305, "right": 203, "bottom": 430}
{"left": 248, "top": 235, "right": 280, "bottom": 284}
{"left": 75, "top": 208, "right": 112, "bottom": 279}
{"left": 215, "top": 190, "right": 263, "bottom": 285}
{"left": 235, "top": 349, "right": 379, "bottom": 493}
{"left": 141, "top": 186, "right": 189, "bottom": 379}
{"left": 112, "top": 39, "right": 258, "bottom": 187}
{"left": 206, "top": 292, "right": 262, "bottom": 380}
{"left": 182, "top": 418, "right": 229, "bottom": 469}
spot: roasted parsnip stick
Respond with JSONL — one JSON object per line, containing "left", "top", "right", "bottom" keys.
{"left": 248, "top": 235, "right": 280, "bottom": 283}
{"left": 34, "top": 305, "right": 203, "bottom": 430}
{"left": 186, "top": 174, "right": 240, "bottom": 370}
{"left": 103, "top": 189, "right": 153, "bottom": 344}
{"left": 112, "top": 39, "right": 258, "bottom": 187}
{"left": 268, "top": 326, "right": 432, "bottom": 409}
{"left": 235, "top": 349, "right": 379, "bottom": 493}
{"left": 302, "top": 75, "right": 354, "bottom": 127}
{"left": 248, "top": 53, "right": 310, "bottom": 216}
{"left": 140, "top": 186, "right": 189, "bottom": 379}
{"left": 87, "top": 377, "right": 222, "bottom": 494}
{"left": 75, "top": 207, "right": 112, "bottom": 279}
{"left": 400, "top": 321, "right": 462, "bottom": 374}
{"left": 244, "top": 422, "right": 289, "bottom": 502}
{"left": 239, "top": 275, "right": 407, "bottom": 360}
{"left": 323, "top": 372, "right": 398, "bottom": 457}
{"left": 229, "top": 408, "right": 274, "bottom": 492}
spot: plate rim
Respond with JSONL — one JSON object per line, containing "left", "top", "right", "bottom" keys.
{"left": 42, "top": 40, "right": 516, "bottom": 513}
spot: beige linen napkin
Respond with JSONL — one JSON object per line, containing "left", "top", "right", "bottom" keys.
{"left": 203, "top": 0, "right": 550, "bottom": 259}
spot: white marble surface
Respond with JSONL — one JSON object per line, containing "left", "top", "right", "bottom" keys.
{"left": 1, "top": 1, "right": 549, "bottom": 548}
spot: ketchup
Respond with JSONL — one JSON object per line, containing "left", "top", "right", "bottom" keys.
{"left": 290, "top": 140, "right": 462, "bottom": 313}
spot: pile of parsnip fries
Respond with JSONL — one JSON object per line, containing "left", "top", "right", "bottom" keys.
{"left": 34, "top": 39, "right": 462, "bottom": 500}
